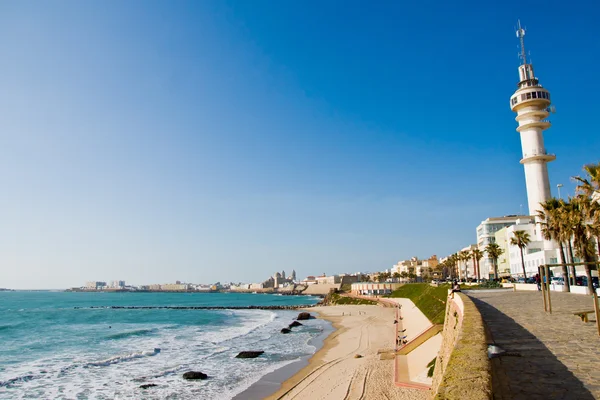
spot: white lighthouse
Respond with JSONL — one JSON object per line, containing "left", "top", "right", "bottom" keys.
{"left": 509, "top": 21, "right": 555, "bottom": 217}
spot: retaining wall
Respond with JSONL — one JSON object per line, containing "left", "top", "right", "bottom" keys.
{"left": 430, "top": 293, "right": 491, "bottom": 399}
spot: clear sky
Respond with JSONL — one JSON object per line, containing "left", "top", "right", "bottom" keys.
{"left": 1, "top": 1, "right": 599, "bottom": 289}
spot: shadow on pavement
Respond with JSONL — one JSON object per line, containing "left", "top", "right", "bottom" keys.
{"left": 470, "top": 296, "right": 595, "bottom": 400}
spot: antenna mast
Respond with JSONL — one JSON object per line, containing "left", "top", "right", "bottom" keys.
{"left": 516, "top": 20, "right": 527, "bottom": 65}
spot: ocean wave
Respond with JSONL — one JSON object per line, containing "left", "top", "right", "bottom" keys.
{"left": 106, "top": 328, "right": 156, "bottom": 340}
{"left": 202, "top": 310, "right": 276, "bottom": 344}
{"left": 0, "top": 373, "right": 37, "bottom": 388}
{"left": 0, "top": 323, "right": 21, "bottom": 332}
{"left": 85, "top": 348, "right": 161, "bottom": 367}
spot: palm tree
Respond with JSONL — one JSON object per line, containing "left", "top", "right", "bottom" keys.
{"left": 561, "top": 200, "right": 578, "bottom": 284}
{"left": 450, "top": 253, "right": 459, "bottom": 280}
{"left": 567, "top": 195, "right": 597, "bottom": 293}
{"left": 400, "top": 271, "right": 408, "bottom": 282}
{"left": 392, "top": 272, "right": 401, "bottom": 282}
{"left": 573, "top": 162, "right": 600, "bottom": 258}
{"left": 459, "top": 251, "right": 471, "bottom": 281}
{"left": 471, "top": 249, "right": 484, "bottom": 282}
{"left": 485, "top": 242, "right": 504, "bottom": 281}
{"left": 537, "top": 198, "right": 570, "bottom": 291}
{"left": 510, "top": 230, "right": 531, "bottom": 280}
{"left": 573, "top": 162, "right": 600, "bottom": 197}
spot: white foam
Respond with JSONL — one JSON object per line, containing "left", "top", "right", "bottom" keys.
{"left": 85, "top": 348, "right": 161, "bottom": 367}
{"left": 0, "top": 310, "right": 331, "bottom": 400}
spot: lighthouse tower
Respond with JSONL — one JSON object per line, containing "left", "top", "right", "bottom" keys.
{"left": 509, "top": 21, "right": 555, "bottom": 217}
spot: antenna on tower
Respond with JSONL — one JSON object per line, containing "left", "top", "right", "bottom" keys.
{"left": 516, "top": 20, "right": 527, "bottom": 65}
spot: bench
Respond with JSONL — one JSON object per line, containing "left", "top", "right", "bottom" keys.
{"left": 573, "top": 310, "right": 595, "bottom": 322}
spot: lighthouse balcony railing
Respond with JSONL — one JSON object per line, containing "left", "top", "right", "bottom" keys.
{"left": 522, "top": 149, "right": 556, "bottom": 159}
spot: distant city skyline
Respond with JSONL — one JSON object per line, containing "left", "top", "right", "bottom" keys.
{"left": 1, "top": 1, "right": 599, "bottom": 289}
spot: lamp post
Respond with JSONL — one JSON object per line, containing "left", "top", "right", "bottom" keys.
{"left": 557, "top": 183, "right": 563, "bottom": 199}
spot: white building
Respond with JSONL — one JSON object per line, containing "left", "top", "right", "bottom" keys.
{"left": 476, "top": 215, "right": 533, "bottom": 279}
{"left": 458, "top": 245, "right": 477, "bottom": 280}
{"left": 109, "top": 280, "right": 126, "bottom": 289}
{"left": 85, "top": 281, "right": 106, "bottom": 290}
{"left": 502, "top": 221, "right": 558, "bottom": 278}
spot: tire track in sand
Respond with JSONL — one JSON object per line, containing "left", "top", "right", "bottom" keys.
{"left": 277, "top": 317, "right": 375, "bottom": 400}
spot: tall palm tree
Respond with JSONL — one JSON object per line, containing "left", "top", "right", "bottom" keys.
{"left": 560, "top": 200, "right": 578, "bottom": 284}
{"left": 485, "top": 242, "right": 504, "bottom": 281}
{"left": 510, "top": 230, "right": 531, "bottom": 280}
{"left": 537, "top": 198, "right": 570, "bottom": 291}
{"left": 573, "top": 162, "right": 600, "bottom": 197}
{"left": 449, "top": 253, "right": 459, "bottom": 280}
{"left": 574, "top": 162, "right": 600, "bottom": 258}
{"left": 471, "top": 249, "right": 484, "bottom": 282}
{"left": 459, "top": 250, "right": 471, "bottom": 280}
{"left": 568, "top": 195, "right": 597, "bottom": 293}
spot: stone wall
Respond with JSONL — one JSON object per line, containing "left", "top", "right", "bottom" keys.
{"left": 301, "top": 283, "right": 341, "bottom": 296}
{"left": 430, "top": 293, "right": 492, "bottom": 399}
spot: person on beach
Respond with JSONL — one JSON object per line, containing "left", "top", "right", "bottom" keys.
{"left": 535, "top": 274, "right": 541, "bottom": 291}
{"left": 450, "top": 280, "right": 461, "bottom": 299}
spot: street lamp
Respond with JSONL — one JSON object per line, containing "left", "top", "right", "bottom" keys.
{"left": 557, "top": 183, "right": 563, "bottom": 199}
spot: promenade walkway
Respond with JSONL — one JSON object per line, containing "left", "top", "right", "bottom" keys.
{"left": 468, "top": 290, "right": 600, "bottom": 400}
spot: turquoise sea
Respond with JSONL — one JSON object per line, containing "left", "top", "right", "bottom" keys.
{"left": 0, "top": 291, "right": 325, "bottom": 399}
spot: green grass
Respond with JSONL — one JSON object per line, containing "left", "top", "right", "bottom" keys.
{"left": 328, "top": 293, "right": 378, "bottom": 305}
{"left": 339, "top": 283, "right": 352, "bottom": 293}
{"left": 427, "top": 357, "right": 436, "bottom": 377}
{"left": 387, "top": 283, "right": 449, "bottom": 324}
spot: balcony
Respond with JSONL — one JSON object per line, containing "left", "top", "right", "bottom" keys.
{"left": 516, "top": 119, "right": 551, "bottom": 132}
{"left": 520, "top": 149, "right": 556, "bottom": 164}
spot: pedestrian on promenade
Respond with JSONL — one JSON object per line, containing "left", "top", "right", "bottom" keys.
{"left": 450, "top": 280, "right": 461, "bottom": 299}
{"left": 535, "top": 274, "right": 541, "bottom": 291}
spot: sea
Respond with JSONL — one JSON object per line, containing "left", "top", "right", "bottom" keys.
{"left": 0, "top": 291, "right": 328, "bottom": 399}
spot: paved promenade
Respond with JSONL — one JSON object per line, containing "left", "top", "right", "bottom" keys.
{"left": 467, "top": 290, "right": 600, "bottom": 400}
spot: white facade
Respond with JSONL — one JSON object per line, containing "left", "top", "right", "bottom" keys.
{"left": 458, "top": 245, "right": 477, "bottom": 280}
{"left": 502, "top": 222, "right": 559, "bottom": 278}
{"left": 476, "top": 215, "right": 534, "bottom": 278}
{"left": 509, "top": 23, "right": 555, "bottom": 219}
{"left": 109, "top": 280, "right": 126, "bottom": 289}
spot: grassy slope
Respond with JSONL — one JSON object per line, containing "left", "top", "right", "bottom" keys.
{"left": 387, "top": 283, "right": 449, "bottom": 324}
{"left": 328, "top": 293, "right": 378, "bottom": 305}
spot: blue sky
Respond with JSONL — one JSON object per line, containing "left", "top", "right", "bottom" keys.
{"left": 1, "top": 1, "right": 599, "bottom": 289}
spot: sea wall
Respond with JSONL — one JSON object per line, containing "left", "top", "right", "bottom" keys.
{"left": 302, "top": 283, "right": 341, "bottom": 296}
{"left": 430, "top": 293, "right": 491, "bottom": 400}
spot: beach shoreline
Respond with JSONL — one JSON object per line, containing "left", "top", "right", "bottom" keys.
{"left": 232, "top": 308, "right": 336, "bottom": 400}
{"left": 237, "top": 304, "right": 429, "bottom": 400}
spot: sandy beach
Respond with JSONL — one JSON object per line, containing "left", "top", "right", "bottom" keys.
{"left": 265, "top": 304, "right": 430, "bottom": 400}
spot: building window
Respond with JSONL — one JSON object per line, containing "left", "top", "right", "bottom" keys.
{"left": 526, "top": 92, "right": 532, "bottom": 99}
{"left": 521, "top": 94, "right": 527, "bottom": 101}
{"left": 532, "top": 92, "right": 537, "bottom": 98}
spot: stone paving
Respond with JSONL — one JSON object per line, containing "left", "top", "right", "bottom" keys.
{"left": 467, "top": 290, "right": 600, "bottom": 400}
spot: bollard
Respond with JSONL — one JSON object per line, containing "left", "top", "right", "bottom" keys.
{"left": 545, "top": 265, "right": 552, "bottom": 314}
{"left": 593, "top": 291, "right": 600, "bottom": 336}
{"left": 540, "top": 266, "right": 548, "bottom": 312}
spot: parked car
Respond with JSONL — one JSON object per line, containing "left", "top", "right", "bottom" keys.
{"left": 550, "top": 277, "right": 564, "bottom": 285}
{"left": 576, "top": 276, "right": 599, "bottom": 288}
{"left": 517, "top": 277, "right": 536, "bottom": 284}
